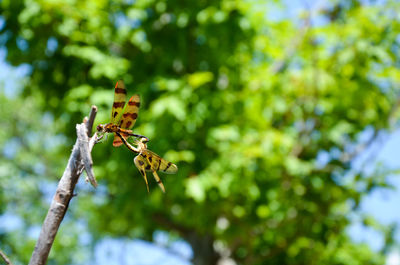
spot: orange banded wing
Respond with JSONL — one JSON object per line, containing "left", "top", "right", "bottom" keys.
{"left": 113, "top": 94, "right": 140, "bottom": 147}
{"left": 111, "top": 80, "right": 127, "bottom": 124}
{"left": 142, "top": 150, "right": 178, "bottom": 174}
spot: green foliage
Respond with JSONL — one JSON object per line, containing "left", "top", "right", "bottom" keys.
{"left": 1, "top": 0, "right": 400, "bottom": 264}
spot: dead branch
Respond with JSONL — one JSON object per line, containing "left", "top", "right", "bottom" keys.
{"left": 78, "top": 122, "right": 97, "bottom": 187}
{"left": 28, "top": 106, "right": 98, "bottom": 265}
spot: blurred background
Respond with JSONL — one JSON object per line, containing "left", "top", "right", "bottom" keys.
{"left": 1, "top": 0, "right": 400, "bottom": 264}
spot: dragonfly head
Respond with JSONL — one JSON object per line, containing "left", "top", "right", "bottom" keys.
{"left": 97, "top": 123, "right": 117, "bottom": 133}
{"left": 134, "top": 137, "right": 148, "bottom": 150}
{"left": 96, "top": 124, "right": 105, "bottom": 133}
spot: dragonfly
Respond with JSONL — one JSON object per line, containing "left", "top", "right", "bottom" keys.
{"left": 97, "top": 80, "right": 148, "bottom": 146}
{"left": 116, "top": 132, "right": 178, "bottom": 193}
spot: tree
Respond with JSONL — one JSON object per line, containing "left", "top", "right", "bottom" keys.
{"left": 0, "top": 0, "right": 399, "bottom": 264}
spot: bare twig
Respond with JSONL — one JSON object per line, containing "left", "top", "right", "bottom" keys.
{"left": 28, "top": 106, "right": 98, "bottom": 265}
{"left": 0, "top": 249, "right": 13, "bottom": 265}
{"left": 85, "top": 105, "right": 97, "bottom": 136}
{"left": 77, "top": 123, "right": 97, "bottom": 187}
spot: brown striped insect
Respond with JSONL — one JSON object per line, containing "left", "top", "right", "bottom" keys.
{"left": 116, "top": 132, "right": 178, "bottom": 193}
{"left": 97, "top": 80, "right": 148, "bottom": 146}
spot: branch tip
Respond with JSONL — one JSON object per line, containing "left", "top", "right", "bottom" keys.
{"left": 86, "top": 105, "right": 98, "bottom": 137}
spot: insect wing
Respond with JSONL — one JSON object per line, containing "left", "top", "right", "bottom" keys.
{"left": 113, "top": 94, "right": 140, "bottom": 147}
{"left": 111, "top": 80, "right": 127, "bottom": 124}
{"left": 144, "top": 150, "right": 178, "bottom": 174}
{"left": 119, "top": 94, "right": 140, "bottom": 129}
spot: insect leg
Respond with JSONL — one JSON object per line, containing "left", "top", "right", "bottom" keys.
{"left": 116, "top": 132, "right": 140, "bottom": 153}
{"left": 119, "top": 129, "right": 149, "bottom": 143}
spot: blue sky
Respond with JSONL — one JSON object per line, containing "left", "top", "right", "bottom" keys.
{"left": 348, "top": 129, "right": 400, "bottom": 251}
{"left": 348, "top": 130, "right": 400, "bottom": 265}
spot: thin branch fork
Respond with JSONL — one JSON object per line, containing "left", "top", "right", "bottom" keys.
{"left": 28, "top": 106, "right": 99, "bottom": 265}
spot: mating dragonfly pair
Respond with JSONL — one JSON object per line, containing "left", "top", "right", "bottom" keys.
{"left": 97, "top": 80, "right": 177, "bottom": 193}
